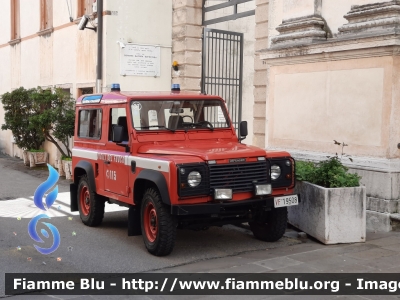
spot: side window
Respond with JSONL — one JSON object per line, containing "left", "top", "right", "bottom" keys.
{"left": 109, "top": 108, "right": 128, "bottom": 141}
{"left": 79, "top": 109, "right": 102, "bottom": 139}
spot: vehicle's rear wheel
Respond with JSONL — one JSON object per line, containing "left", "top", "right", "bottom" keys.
{"left": 141, "top": 188, "right": 176, "bottom": 256}
{"left": 249, "top": 207, "right": 287, "bottom": 242}
{"left": 77, "top": 175, "right": 105, "bottom": 227}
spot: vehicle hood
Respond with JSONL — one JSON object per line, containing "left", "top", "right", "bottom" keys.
{"left": 137, "top": 141, "right": 267, "bottom": 161}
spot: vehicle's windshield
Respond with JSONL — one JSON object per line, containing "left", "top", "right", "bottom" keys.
{"left": 130, "top": 99, "right": 230, "bottom": 131}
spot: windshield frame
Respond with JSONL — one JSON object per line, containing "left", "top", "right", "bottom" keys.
{"left": 129, "top": 98, "right": 231, "bottom": 132}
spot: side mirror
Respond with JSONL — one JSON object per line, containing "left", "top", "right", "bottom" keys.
{"left": 112, "top": 125, "right": 124, "bottom": 143}
{"left": 239, "top": 121, "right": 248, "bottom": 142}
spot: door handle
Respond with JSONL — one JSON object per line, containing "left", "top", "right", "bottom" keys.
{"left": 104, "top": 161, "right": 110, "bottom": 165}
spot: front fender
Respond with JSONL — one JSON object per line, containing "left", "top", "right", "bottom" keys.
{"left": 135, "top": 170, "right": 171, "bottom": 205}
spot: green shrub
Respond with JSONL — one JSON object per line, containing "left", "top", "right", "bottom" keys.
{"left": 1, "top": 87, "right": 45, "bottom": 150}
{"left": 295, "top": 161, "right": 316, "bottom": 182}
{"left": 296, "top": 157, "right": 361, "bottom": 188}
{"left": 1, "top": 87, "right": 75, "bottom": 157}
{"left": 29, "top": 87, "right": 75, "bottom": 158}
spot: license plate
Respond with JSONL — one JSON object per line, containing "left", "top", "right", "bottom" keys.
{"left": 274, "top": 195, "right": 299, "bottom": 208}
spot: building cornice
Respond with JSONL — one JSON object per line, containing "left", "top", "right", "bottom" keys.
{"left": 260, "top": 34, "right": 400, "bottom": 65}
{"left": 261, "top": 0, "right": 400, "bottom": 65}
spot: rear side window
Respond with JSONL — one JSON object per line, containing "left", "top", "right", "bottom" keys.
{"left": 78, "top": 109, "right": 102, "bottom": 139}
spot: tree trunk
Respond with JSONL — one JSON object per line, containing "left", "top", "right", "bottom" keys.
{"left": 45, "top": 133, "right": 67, "bottom": 158}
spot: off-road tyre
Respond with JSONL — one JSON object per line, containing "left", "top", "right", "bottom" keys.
{"left": 249, "top": 207, "right": 287, "bottom": 242}
{"left": 141, "top": 188, "right": 177, "bottom": 256}
{"left": 77, "top": 175, "right": 105, "bottom": 227}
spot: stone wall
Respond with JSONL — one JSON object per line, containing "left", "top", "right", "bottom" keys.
{"left": 172, "top": 0, "right": 203, "bottom": 91}
{"left": 254, "top": 0, "right": 269, "bottom": 148}
{"left": 261, "top": 0, "right": 400, "bottom": 231}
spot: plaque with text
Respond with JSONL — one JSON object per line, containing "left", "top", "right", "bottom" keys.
{"left": 120, "top": 44, "right": 160, "bottom": 77}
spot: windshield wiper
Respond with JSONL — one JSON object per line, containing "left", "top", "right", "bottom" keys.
{"left": 136, "top": 125, "right": 175, "bottom": 132}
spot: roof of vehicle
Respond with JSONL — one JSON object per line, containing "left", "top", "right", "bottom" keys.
{"left": 76, "top": 91, "right": 224, "bottom": 104}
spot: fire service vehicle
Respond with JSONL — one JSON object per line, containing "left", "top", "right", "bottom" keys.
{"left": 70, "top": 84, "right": 298, "bottom": 256}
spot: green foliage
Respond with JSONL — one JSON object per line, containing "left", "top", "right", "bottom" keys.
{"left": 29, "top": 87, "right": 75, "bottom": 158}
{"left": 296, "top": 140, "right": 361, "bottom": 188}
{"left": 1, "top": 86, "right": 75, "bottom": 157}
{"left": 1, "top": 87, "right": 45, "bottom": 150}
{"left": 295, "top": 161, "right": 315, "bottom": 182}
{"left": 29, "top": 149, "right": 45, "bottom": 152}
{"left": 296, "top": 157, "right": 361, "bottom": 188}
{"left": 61, "top": 156, "right": 72, "bottom": 161}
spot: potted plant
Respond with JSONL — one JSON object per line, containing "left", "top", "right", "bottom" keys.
{"left": 28, "top": 149, "right": 49, "bottom": 167}
{"left": 289, "top": 141, "right": 366, "bottom": 244}
{"left": 1, "top": 87, "right": 46, "bottom": 165}
{"left": 61, "top": 156, "right": 73, "bottom": 180}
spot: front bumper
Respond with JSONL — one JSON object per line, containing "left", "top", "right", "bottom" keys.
{"left": 170, "top": 195, "right": 299, "bottom": 216}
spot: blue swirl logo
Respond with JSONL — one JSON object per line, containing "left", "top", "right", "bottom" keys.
{"left": 28, "top": 164, "right": 61, "bottom": 255}
{"left": 34, "top": 164, "right": 59, "bottom": 210}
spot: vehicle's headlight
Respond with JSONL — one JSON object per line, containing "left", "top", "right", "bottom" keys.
{"left": 271, "top": 165, "right": 281, "bottom": 180}
{"left": 188, "top": 171, "right": 201, "bottom": 187}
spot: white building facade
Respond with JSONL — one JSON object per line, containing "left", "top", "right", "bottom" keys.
{"left": 0, "top": 0, "right": 174, "bottom": 163}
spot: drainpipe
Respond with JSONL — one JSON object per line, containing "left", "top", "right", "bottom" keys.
{"left": 96, "top": 0, "right": 103, "bottom": 93}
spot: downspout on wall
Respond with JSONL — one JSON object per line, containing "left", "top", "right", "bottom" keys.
{"left": 96, "top": 0, "right": 103, "bottom": 93}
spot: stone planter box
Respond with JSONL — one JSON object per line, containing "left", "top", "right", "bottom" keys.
{"left": 57, "top": 159, "right": 72, "bottom": 180}
{"left": 22, "top": 151, "right": 30, "bottom": 166}
{"left": 63, "top": 160, "right": 72, "bottom": 180}
{"left": 57, "top": 159, "right": 66, "bottom": 177}
{"left": 28, "top": 151, "right": 48, "bottom": 168}
{"left": 288, "top": 181, "right": 366, "bottom": 244}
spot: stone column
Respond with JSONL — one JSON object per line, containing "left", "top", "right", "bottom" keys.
{"left": 271, "top": 0, "right": 326, "bottom": 48}
{"left": 253, "top": 0, "right": 269, "bottom": 148}
{"left": 172, "top": 0, "right": 203, "bottom": 91}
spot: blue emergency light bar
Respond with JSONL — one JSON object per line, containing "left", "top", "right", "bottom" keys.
{"left": 171, "top": 84, "right": 180, "bottom": 91}
{"left": 111, "top": 83, "right": 121, "bottom": 91}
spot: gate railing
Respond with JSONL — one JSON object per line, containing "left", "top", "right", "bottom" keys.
{"left": 201, "top": 28, "right": 243, "bottom": 135}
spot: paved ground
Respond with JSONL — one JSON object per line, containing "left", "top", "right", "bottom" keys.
{"left": 0, "top": 154, "right": 70, "bottom": 200}
{"left": 1, "top": 154, "right": 400, "bottom": 300}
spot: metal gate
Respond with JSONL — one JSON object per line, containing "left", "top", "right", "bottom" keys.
{"left": 201, "top": 28, "right": 243, "bottom": 133}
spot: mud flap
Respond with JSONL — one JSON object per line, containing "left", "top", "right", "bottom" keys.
{"left": 128, "top": 206, "right": 142, "bottom": 236}
{"left": 70, "top": 183, "right": 78, "bottom": 212}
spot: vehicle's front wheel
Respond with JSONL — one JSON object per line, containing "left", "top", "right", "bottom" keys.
{"left": 141, "top": 188, "right": 177, "bottom": 256}
{"left": 77, "top": 175, "right": 105, "bottom": 227}
{"left": 249, "top": 207, "right": 287, "bottom": 242}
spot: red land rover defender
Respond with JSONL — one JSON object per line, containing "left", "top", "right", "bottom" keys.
{"left": 70, "top": 84, "right": 299, "bottom": 256}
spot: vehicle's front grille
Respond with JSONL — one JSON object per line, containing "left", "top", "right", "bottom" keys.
{"left": 209, "top": 161, "right": 269, "bottom": 193}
